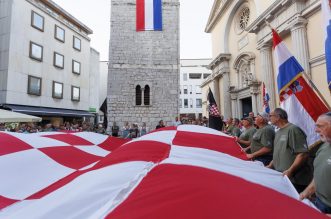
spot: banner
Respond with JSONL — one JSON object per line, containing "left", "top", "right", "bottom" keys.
{"left": 136, "top": 0, "right": 162, "bottom": 31}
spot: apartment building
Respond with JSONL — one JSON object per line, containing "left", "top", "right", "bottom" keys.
{"left": 0, "top": 0, "right": 100, "bottom": 124}
{"left": 179, "top": 59, "right": 212, "bottom": 120}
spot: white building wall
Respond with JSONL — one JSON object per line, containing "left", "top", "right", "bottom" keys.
{"left": 89, "top": 48, "right": 100, "bottom": 113}
{"left": 179, "top": 59, "right": 212, "bottom": 118}
{"left": 0, "top": 0, "right": 99, "bottom": 112}
{"left": 99, "top": 61, "right": 108, "bottom": 107}
{"left": 0, "top": 0, "right": 12, "bottom": 103}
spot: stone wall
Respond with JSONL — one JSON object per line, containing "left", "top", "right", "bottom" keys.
{"left": 108, "top": 0, "right": 180, "bottom": 130}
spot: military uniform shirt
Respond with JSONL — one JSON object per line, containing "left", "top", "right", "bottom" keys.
{"left": 273, "top": 123, "right": 311, "bottom": 185}
{"left": 250, "top": 124, "right": 275, "bottom": 154}
{"left": 314, "top": 142, "right": 331, "bottom": 207}
{"left": 231, "top": 127, "right": 241, "bottom": 137}
{"left": 239, "top": 127, "right": 256, "bottom": 148}
{"left": 226, "top": 125, "right": 234, "bottom": 134}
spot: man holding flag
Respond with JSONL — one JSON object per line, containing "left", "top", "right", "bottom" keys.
{"left": 207, "top": 88, "right": 223, "bottom": 131}
{"left": 271, "top": 24, "right": 330, "bottom": 214}
{"left": 268, "top": 108, "right": 312, "bottom": 193}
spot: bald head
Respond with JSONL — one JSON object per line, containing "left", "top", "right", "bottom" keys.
{"left": 319, "top": 112, "right": 331, "bottom": 122}
{"left": 316, "top": 112, "right": 331, "bottom": 143}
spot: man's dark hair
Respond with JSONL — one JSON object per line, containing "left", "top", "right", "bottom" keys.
{"left": 274, "top": 108, "right": 288, "bottom": 120}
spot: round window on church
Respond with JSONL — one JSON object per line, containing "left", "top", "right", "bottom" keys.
{"left": 235, "top": 6, "right": 250, "bottom": 34}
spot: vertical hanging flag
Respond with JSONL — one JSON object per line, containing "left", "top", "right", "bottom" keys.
{"left": 272, "top": 29, "right": 329, "bottom": 145}
{"left": 136, "top": 0, "right": 163, "bottom": 31}
{"left": 262, "top": 82, "right": 270, "bottom": 113}
{"left": 322, "top": 0, "right": 331, "bottom": 91}
{"left": 207, "top": 88, "right": 223, "bottom": 131}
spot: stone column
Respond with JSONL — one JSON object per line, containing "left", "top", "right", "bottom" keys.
{"left": 252, "top": 93, "right": 258, "bottom": 115}
{"left": 141, "top": 88, "right": 145, "bottom": 106}
{"left": 235, "top": 68, "right": 240, "bottom": 87}
{"left": 223, "top": 72, "right": 232, "bottom": 119}
{"left": 249, "top": 58, "right": 257, "bottom": 81}
{"left": 250, "top": 81, "right": 261, "bottom": 115}
{"left": 260, "top": 44, "right": 276, "bottom": 111}
{"left": 290, "top": 17, "right": 310, "bottom": 76}
{"left": 212, "top": 77, "right": 220, "bottom": 108}
{"left": 230, "top": 92, "right": 238, "bottom": 118}
{"left": 237, "top": 98, "right": 242, "bottom": 118}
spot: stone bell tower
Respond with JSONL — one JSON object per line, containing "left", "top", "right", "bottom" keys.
{"left": 107, "top": 0, "right": 179, "bottom": 130}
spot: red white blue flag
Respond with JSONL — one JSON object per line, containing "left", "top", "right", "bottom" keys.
{"left": 136, "top": 0, "right": 162, "bottom": 31}
{"left": 262, "top": 82, "right": 270, "bottom": 113}
{"left": 272, "top": 29, "right": 329, "bottom": 145}
{"left": 322, "top": 0, "right": 331, "bottom": 91}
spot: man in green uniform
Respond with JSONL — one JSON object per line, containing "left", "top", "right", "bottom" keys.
{"left": 236, "top": 117, "right": 256, "bottom": 148}
{"left": 300, "top": 112, "right": 331, "bottom": 215}
{"left": 246, "top": 112, "right": 275, "bottom": 166}
{"left": 224, "top": 117, "right": 234, "bottom": 135}
{"left": 230, "top": 118, "right": 241, "bottom": 137}
{"left": 267, "top": 108, "right": 312, "bottom": 193}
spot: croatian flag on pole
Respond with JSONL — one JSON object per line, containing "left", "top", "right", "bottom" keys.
{"left": 272, "top": 29, "right": 329, "bottom": 145}
{"left": 322, "top": 0, "right": 331, "bottom": 91}
{"left": 136, "top": 0, "right": 162, "bottom": 31}
{"left": 262, "top": 82, "right": 270, "bottom": 113}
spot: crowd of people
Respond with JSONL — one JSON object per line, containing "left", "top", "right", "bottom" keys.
{"left": 109, "top": 116, "right": 209, "bottom": 138}
{"left": 0, "top": 121, "right": 106, "bottom": 134}
{"left": 0, "top": 116, "right": 208, "bottom": 137}
{"left": 223, "top": 109, "right": 331, "bottom": 215}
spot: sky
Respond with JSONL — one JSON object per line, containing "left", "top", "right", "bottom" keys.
{"left": 52, "top": 0, "right": 214, "bottom": 61}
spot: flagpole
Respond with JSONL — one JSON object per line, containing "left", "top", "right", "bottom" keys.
{"left": 302, "top": 72, "right": 331, "bottom": 109}
{"left": 265, "top": 21, "right": 273, "bottom": 30}
{"left": 265, "top": 21, "right": 331, "bottom": 110}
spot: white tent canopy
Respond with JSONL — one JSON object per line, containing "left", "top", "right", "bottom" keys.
{"left": 0, "top": 109, "right": 42, "bottom": 123}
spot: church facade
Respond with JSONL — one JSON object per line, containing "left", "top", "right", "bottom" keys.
{"left": 202, "top": 0, "right": 330, "bottom": 119}
{"left": 107, "top": 0, "right": 180, "bottom": 130}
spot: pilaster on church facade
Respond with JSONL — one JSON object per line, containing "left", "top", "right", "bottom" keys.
{"left": 290, "top": 16, "right": 311, "bottom": 77}
{"left": 249, "top": 80, "right": 262, "bottom": 115}
{"left": 259, "top": 43, "right": 276, "bottom": 111}
{"left": 208, "top": 53, "right": 231, "bottom": 119}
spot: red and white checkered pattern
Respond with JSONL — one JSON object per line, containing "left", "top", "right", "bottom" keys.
{"left": 279, "top": 86, "right": 294, "bottom": 102}
{"left": 209, "top": 104, "right": 220, "bottom": 117}
{"left": 0, "top": 125, "right": 324, "bottom": 218}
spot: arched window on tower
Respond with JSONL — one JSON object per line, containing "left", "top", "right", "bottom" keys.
{"left": 136, "top": 85, "right": 142, "bottom": 105}
{"left": 144, "top": 85, "right": 150, "bottom": 106}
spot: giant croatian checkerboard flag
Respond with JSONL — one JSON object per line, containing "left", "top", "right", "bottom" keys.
{"left": 322, "top": 0, "right": 331, "bottom": 91}
{"left": 0, "top": 127, "right": 325, "bottom": 218}
{"left": 136, "top": 0, "right": 162, "bottom": 31}
{"left": 272, "top": 29, "right": 329, "bottom": 145}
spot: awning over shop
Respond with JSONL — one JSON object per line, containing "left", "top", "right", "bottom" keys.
{"left": 0, "top": 109, "right": 42, "bottom": 123}
{"left": 3, "top": 104, "right": 95, "bottom": 117}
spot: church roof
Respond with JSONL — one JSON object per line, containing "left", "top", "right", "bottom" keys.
{"left": 205, "top": 0, "right": 232, "bottom": 33}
